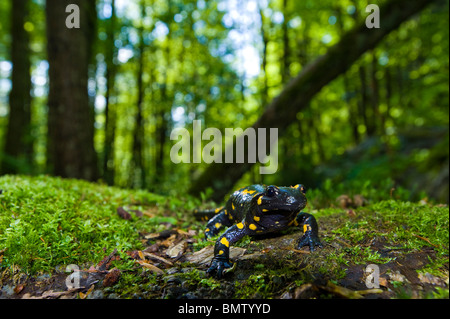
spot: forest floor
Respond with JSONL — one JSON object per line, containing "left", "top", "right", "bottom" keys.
{"left": 0, "top": 175, "right": 448, "bottom": 299}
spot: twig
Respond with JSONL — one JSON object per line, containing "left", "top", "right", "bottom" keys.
{"left": 412, "top": 234, "right": 439, "bottom": 248}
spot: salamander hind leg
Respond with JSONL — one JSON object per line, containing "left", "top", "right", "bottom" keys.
{"left": 204, "top": 209, "right": 233, "bottom": 239}
{"left": 295, "top": 212, "right": 322, "bottom": 252}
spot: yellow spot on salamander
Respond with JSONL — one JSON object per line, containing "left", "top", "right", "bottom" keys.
{"left": 257, "top": 196, "right": 262, "bottom": 205}
{"left": 220, "top": 237, "right": 229, "bottom": 247}
{"left": 254, "top": 216, "right": 260, "bottom": 221}
{"left": 262, "top": 209, "right": 268, "bottom": 212}
{"left": 236, "top": 222, "right": 244, "bottom": 229}
{"left": 303, "top": 224, "right": 312, "bottom": 232}
{"left": 249, "top": 224, "right": 257, "bottom": 231}
{"left": 205, "top": 228, "right": 210, "bottom": 232}
{"left": 232, "top": 203, "right": 235, "bottom": 210}
{"left": 215, "top": 223, "right": 221, "bottom": 229}
{"left": 215, "top": 207, "right": 221, "bottom": 213}
{"left": 218, "top": 250, "right": 224, "bottom": 255}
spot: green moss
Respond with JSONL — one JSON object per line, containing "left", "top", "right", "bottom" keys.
{"left": 0, "top": 175, "right": 172, "bottom": 274}
{"left": 1, "top": 175, "right": 448, "bottom": 299}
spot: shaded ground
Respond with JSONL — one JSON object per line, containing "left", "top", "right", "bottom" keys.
{"left": 1, "top": 204, "right": 448, "bottom": 299}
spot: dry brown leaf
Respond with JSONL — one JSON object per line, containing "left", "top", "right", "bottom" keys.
{"left": 14, "top": 284, "right": 25, "bottom": 294}
{"left": 144, "top": 232, "right": 161, "bottom": 240}
{"left": 138, "top": 250, "right": 145, "bottom": 260}
{"left": 103, "top": 268, "right": 121, "bottom": 287}
{"left": 79, "top": 284, "right": 95, "bottom": 299}
{"left": 137, "top": 260, "right": 164, "bottom": 274}
{"left": 23, "top": 288, "right": 80, "bottom": 299}
{"left": 166, "top": 240, "right": 187, "bottom": 258}
{"left": 160, "top": 234, "right": 177, "bottom": 247}
{"left": 142, "top": 252, "right": 173, "bottom": 266}
{"left": 117, "top": 206, "right": 132, "bottom": 220}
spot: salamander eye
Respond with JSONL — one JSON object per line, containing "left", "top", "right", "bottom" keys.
{"left": 266, "top": 186, "right": 276, "bottom": 197}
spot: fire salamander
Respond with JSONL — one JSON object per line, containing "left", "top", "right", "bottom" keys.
{"left": 195, "top": 184, "right": 322, "bottom": 278}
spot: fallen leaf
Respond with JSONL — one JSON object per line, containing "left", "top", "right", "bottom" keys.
{"left": 79, "top": 284, "right": 95, "bottom": 299}
{"left": 96, "top": 248, "right": 118, "bottom": 271}
{"left": 117, "top": 207, "right": 131, "bottom": 220}
{"left": 160, "top": 233, "right": 177, "bottom": 248}
{"left": 138, "top": 250, "right": 145, "bottom": 260}
{"left": 137, "top": 260, "right": 164, "bottom": 275}
{"left": 14, "top": 284, "right": 25, "bottom": 294}
{"left": 23, "top": 288, "right": 80, "bottom": 299}
{"left": 379, "top": 276, "right": 389, "bottom": 287}
{"left": 103, "top": 268, "right": 121, "bottom": 287}
{"left": 142, "top": 251, "right": 173, "bottom": 266}
{"left": 166, "top": 240, "right": 187, "bottom": 258}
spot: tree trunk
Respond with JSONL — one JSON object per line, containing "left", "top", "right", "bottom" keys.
{"left": 102, "top": 0, "right": 117, "bottom": 185}
{"left": 258, "top": 4, "right": 269, "bottom": 108}
{"left": 131, "top": 0, "right": 146, "bottom": 188}
{"left": 188, "top": 0, "right": 437, "bottom": 202}
{"left": 281, "top": 0, "right": 290, "bottom": 85}
{"left": 369, "top": 50, "right": 380, "bottom": 135}
{"left": 46, "top": 0, "right": 98, "bottom": 180}
{"left": 2, "top": 0, "right": 33, "bottom": 174}
{"left": 154, "top": 0, "right": 171, "bottom": 184}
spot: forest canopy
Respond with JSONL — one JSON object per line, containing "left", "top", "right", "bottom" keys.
{"left": 0, "top": 0, "right": 448, "bottom": 203}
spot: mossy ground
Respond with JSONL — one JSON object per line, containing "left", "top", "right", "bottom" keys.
{"left": 0, "top": 175, "right": 448, "bottom": 299}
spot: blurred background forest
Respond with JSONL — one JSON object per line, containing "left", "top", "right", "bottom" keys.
{"left": 0, "top": 0, "right": 448, "bottom": 203}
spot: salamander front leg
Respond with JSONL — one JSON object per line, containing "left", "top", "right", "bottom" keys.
{"left": 295, "top": 212, "right": 322, "bottom": 252}
{"left": 207, "top": 223, "right": 249, "bottom": 278}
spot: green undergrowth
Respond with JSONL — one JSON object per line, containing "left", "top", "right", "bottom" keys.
{"left": 0, "top": 175, "right": 448, "bottom": 299}
{"left": 0, "top": 175, "right": 189, "bottom": 274}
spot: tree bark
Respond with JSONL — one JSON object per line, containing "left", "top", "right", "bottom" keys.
{"left": 131, "top": 0, "right": 147, "bottom": 188}
{"left": 46, "top": 0, "right": 98, "bottom": 180}
{"left": 188, "top": 0, "right": 437, "bottom": 202}
{"left": 102, "top": 0, "right": 117, "bottom": 185}
{"left": 2, "top": 0, "right": 33, "bottom": 174}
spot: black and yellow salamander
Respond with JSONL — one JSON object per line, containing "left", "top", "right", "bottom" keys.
{"left": 195, "top": 184, "right": 322, "bottom": 278}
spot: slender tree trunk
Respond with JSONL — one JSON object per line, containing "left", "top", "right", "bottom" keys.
{"left": 103, "top": 0, "right": 117, "bottom": 185}
{"left": 336, "top": 5, "right": 360, "bottom": 144}
{"left": 189, "top": 0, "right": 437, "bottom": 202}
{"left": 370, "top": 50, "right": 380, "bottom": 135}
{"left": 2, "top": 0, "right": 33, "bottom": 174}
{"left": 46, "top": 0, "right": 98, "bottom": 180}
{"left": 258, "top": 5, "right": 269, "bottom": 108}
{"left": 358, "top": 65, "right": 372, "bottom": 136}
{"left": 131, "top": 0, "right": 146, "bottom": 188}
{"left": 384, "top": 66, "right": 392, "bottom": 129}
{"left": 281, "top": 0, "right": 290, "bottom": 85}
{"left": 154, "top": 0, "right": 171, "bottom": 183}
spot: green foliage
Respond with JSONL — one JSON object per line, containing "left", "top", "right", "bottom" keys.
{"left": 0, "top": 175, "right": 172, "bottom": 274}
{"left": 0, "top": 0, "right": 448, "bottom": 203}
